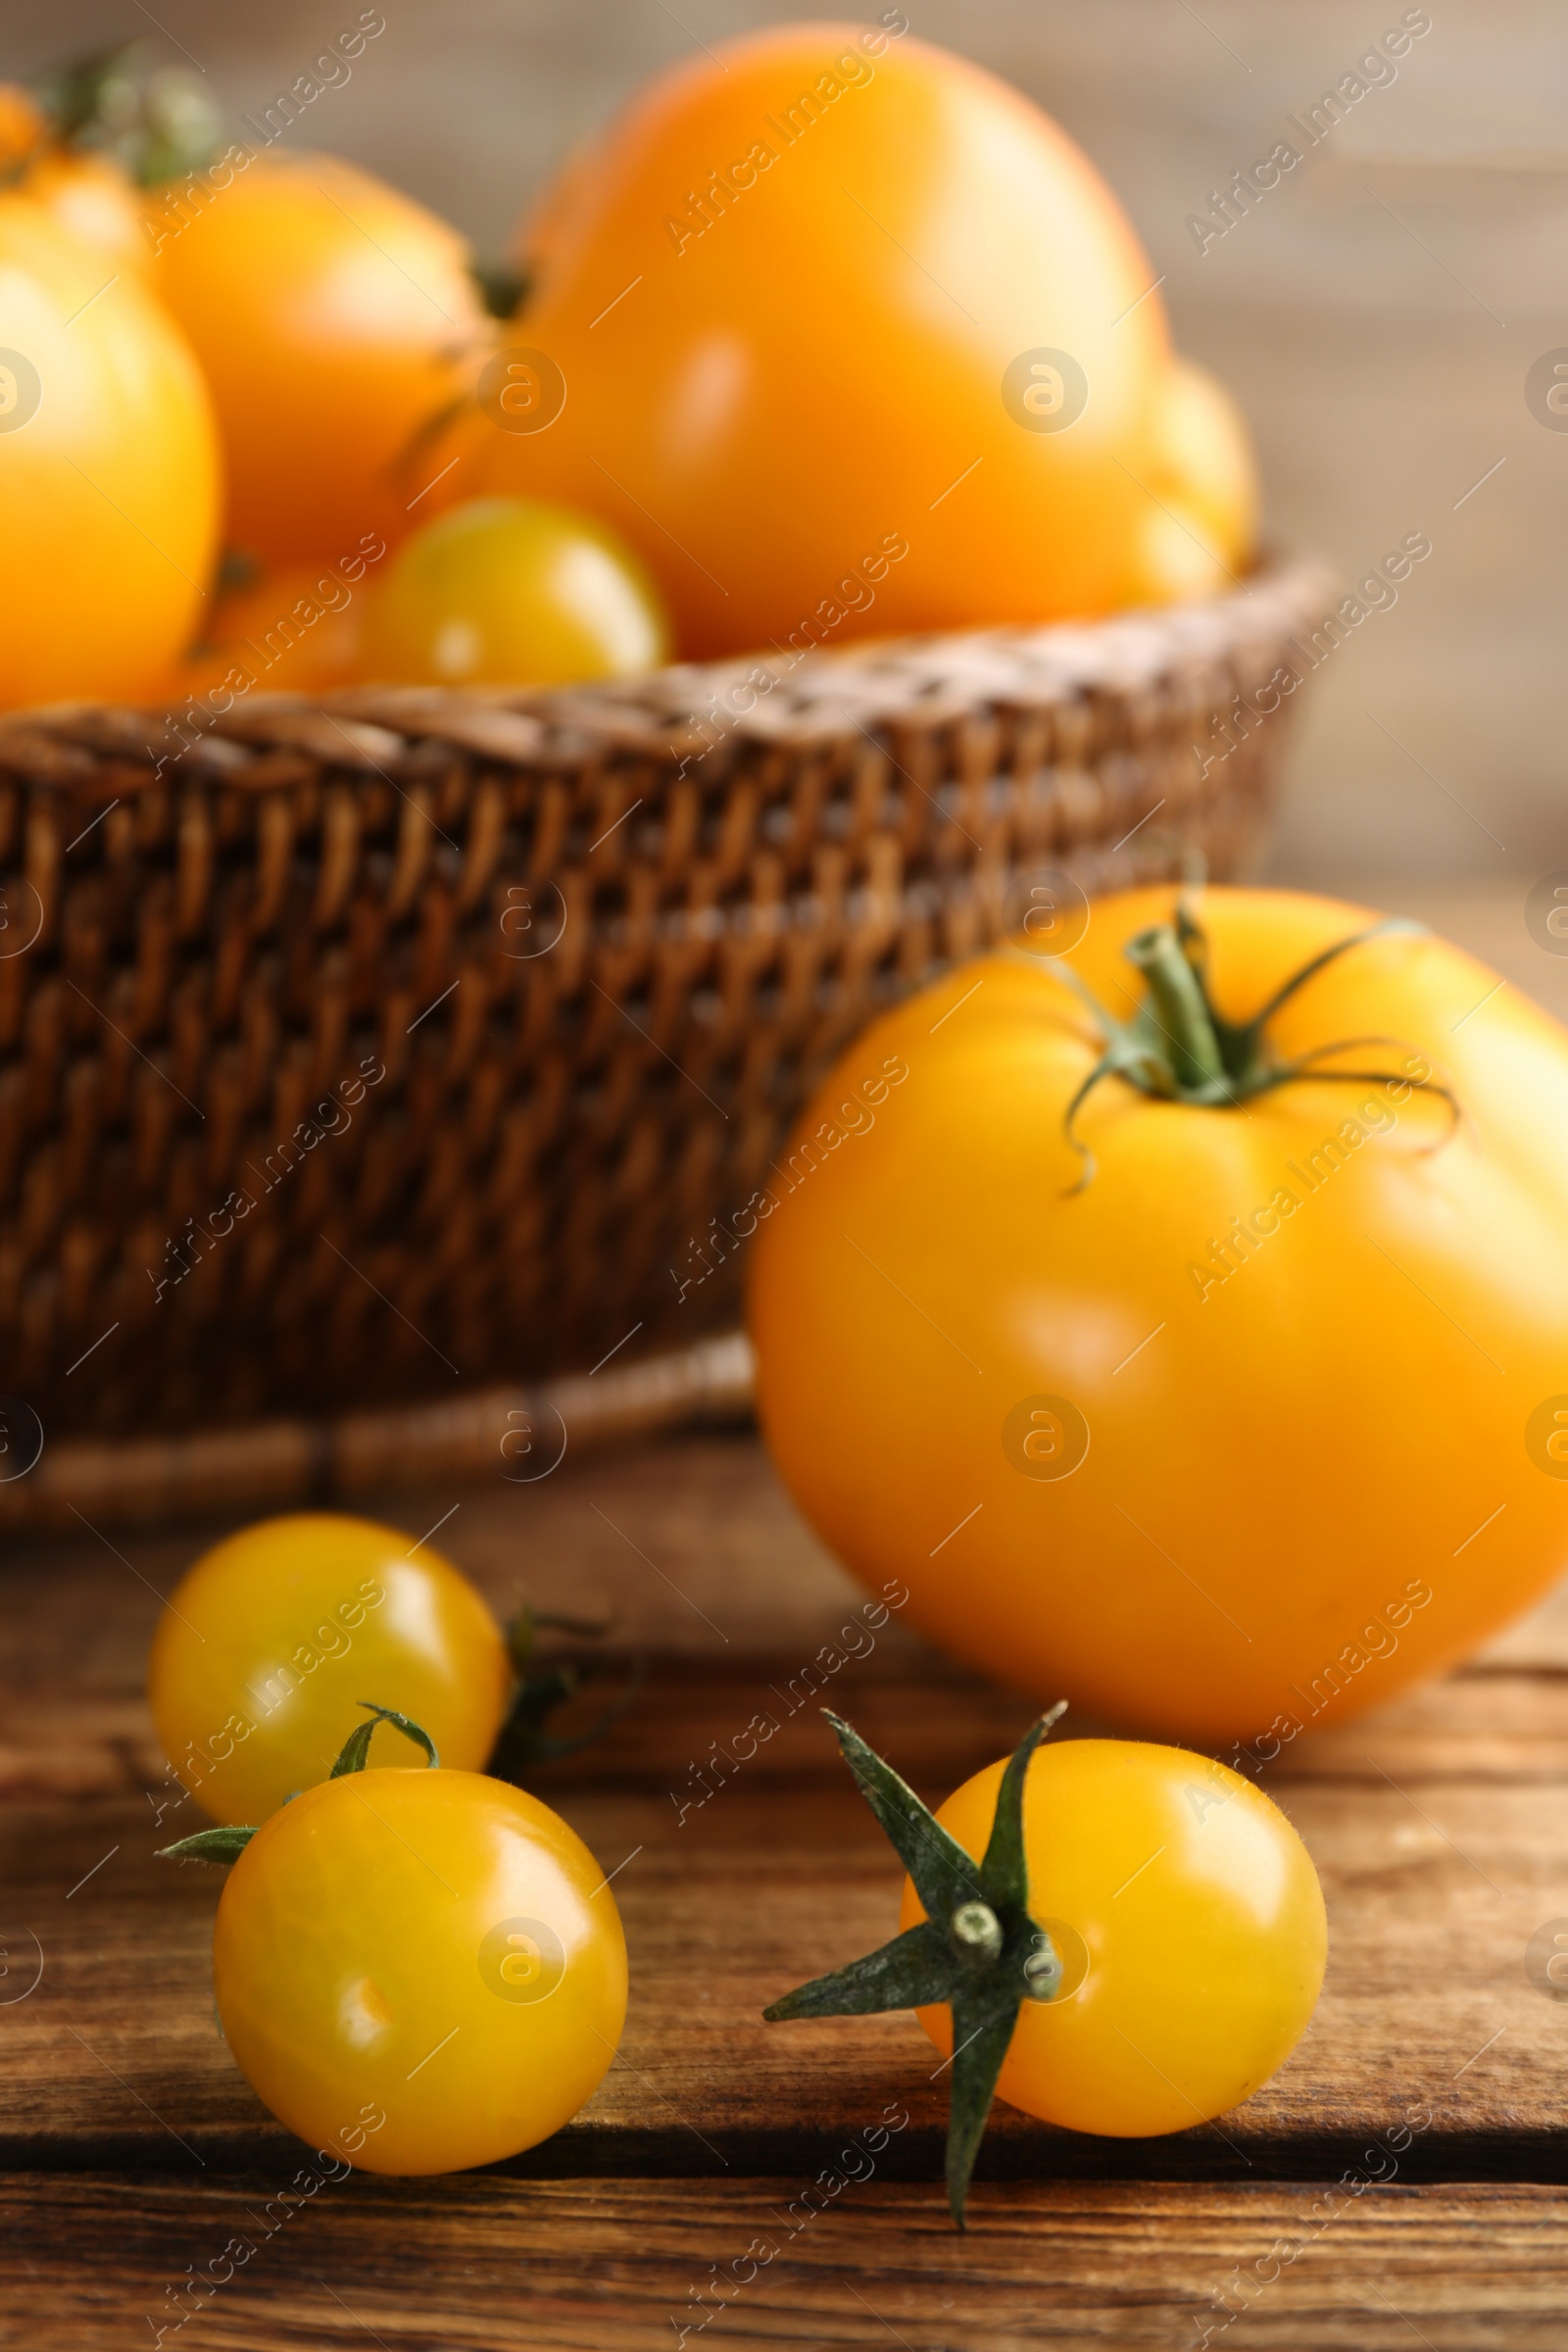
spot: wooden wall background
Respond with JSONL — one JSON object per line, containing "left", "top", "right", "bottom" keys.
{"left": 8, "top": 0, "right": 1562, "bottom": 894}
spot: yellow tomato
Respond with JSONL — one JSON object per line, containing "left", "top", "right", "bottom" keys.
{"left": 899, "top": 1739, "right": 1326, "bottom": 2135}
{"left": 471, "top": 22, "right": 1170, "bottom": 656}
{"left": 750, "top": 885, "right": 1568, "bottom": 1743}
{"left": 0, "top": 193, "right": 220, "bottom": 707}
{"left": 1122, "top": 355, "right": 1259, "bottom": 604}
{"left": 357, "top": 495, "right": 671, "bottom": 685}
{"left": 146, "top": 150, "right": 489, "bottom": 564}
{"left": 213, "top": 1765, "right": 627, "bottom": 2173}
{"left": 148, "top": 1513, "right": 512, "bottom": 1825}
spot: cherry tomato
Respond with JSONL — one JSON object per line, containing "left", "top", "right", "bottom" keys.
{"left": 471, "top": 24, "right": 1171, "bottom": 656}
{"left": 750, "top": 885, "right": 1568, "bottom": 1742}
{"left": 146, "top": 150, "right": 488, "bottom": 564}
{"left": 148, "top": 1514, "right": 511, "bottom": 1826}
{"left": 357, "top": 495, "right": 670, "bottom": 686}
{"left": 212, "top": 1763, "right": 627, "bottom": 2173}
{"left": 0, "top": 192, "right": 220, "bottom": 707}
{"left": 1121, "top": 356, "right": 1259, "bottom": 605}
{"left": 899, "top": 1739, "right": 1325, "bottom": 2136}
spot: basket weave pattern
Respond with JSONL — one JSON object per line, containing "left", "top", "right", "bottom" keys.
{"left": 0, "top": 562, "right": 1327, "bottom": 1436}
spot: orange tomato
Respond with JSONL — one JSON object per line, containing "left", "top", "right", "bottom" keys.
{"left": 146, "top": 149, "right": 489, "bottom": 565}
{"left": 750, "top": 885, "right": 1568, "bottom": 1745}
{"left": 0, "top": 193, "right": 220, "bottom": 708}
{"left": 472, "top": 21, "right": 1171, "bottom": 657}
{"left": 0, "top": 83, "right": 45, "bottom": 174}
{"left": 150, "top": 553, "right": 380, "bottom": 705}
{"left": 1121, "top": 356, "right": 1259, "bottom": 605}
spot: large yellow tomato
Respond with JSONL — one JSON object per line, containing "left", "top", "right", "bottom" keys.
{"left": 472, "top": 21, "right": 1171, "bottom": 656}
{"left": 750, "top": 886, "right": 1568, "bottom": 1746}
{"left": 0, "top": 194, "right": 220, "bottom": 707}
{"left": 147, "top": 150, "right": 489, "bottom": 564}
{"left": 900, "top": 1740, "right": 1325, "bottom": 2137}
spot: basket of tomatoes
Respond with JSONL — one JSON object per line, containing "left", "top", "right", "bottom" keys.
{"left": 0, "top": 25, "right": 1332, "bottom": 1452}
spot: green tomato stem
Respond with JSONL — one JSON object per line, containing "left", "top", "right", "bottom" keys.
{"left": 1123, "top": 922, "right": 1227, "bottom": 1091}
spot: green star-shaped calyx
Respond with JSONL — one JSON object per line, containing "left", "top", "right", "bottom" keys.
{"left": 763, "top": 1702, "right": 1068, "bottom": 2228}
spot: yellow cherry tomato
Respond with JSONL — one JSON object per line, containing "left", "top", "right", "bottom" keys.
{"left": 1123, "top": 355, "right": 1259, "bottom": 604}
{"left": 0, "top": 192, "right": 220, "bottom": 708}
{"left": 148, "top": 1513, "right": 511, "bottom": 1826}
{"left": 899, "top": 1739, "right": 1325, "bottom": 2135}
{"left": 146, "top": 149, "right": 489, "bottom": 565}
{"left": 213, "top": 1764, "right": 627, "bottom": 2174}
{"left": 750, "top": 885, "right": 1568, "bottom": 1743}
{"left": 357, "top": 495, "right": 671, "bottom": 686}
{"left": 470, "top": 24, "right": 1171, "bottom": 657}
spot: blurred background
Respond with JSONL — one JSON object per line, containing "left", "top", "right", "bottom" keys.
{"left": 9, "top": 0, "right": 1562, "bottom": 921}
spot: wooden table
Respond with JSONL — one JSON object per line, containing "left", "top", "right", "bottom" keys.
{"left": 5, "top": 1426, "right": 1568, "bottom": 2349}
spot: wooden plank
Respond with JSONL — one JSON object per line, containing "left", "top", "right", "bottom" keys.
{"left": 4, "top": 2175, "right": 1568, "bottom": 2350}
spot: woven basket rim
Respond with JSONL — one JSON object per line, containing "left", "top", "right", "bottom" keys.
{"left": 0, "top": 552, "right": 1335, "bottom": 789}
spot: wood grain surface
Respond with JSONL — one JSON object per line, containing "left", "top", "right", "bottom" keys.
{"left": 5, "top": 1428, "right": 1568, "bottom": 2345}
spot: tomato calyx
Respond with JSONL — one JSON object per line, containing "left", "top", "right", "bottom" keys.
{"left": 157, "top": 1703, "right": 439, "bottom": 1866}
{"left": 489, "top": 1603, "right": 645, "bottom": 1784}
{"left": 1042, "top": 895, "right": 1459, "bottom": 1188}
{"left": 470, "top": 259, "right": 529, "bottom": 321}
{"left": 28, "top": 42, "right": 221, "bottom": 186}
{"left": 763, "top": 1702, "right": 1068, "bottom": 2230}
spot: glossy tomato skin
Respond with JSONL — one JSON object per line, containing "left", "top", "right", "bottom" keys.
{"left": 750, "top": 887, "right": 1568, "bottom": 1743}
{"left": 0, "top": 194, "right": 220, "bottom": 707}
{"left": 358, "top": 495, "right": 671, "bottom": 686}
{"left": 899, "top": 1740, "right": 1325, "bottom": 2135}
{"left": 147, "top": 151, "right": 487, "bottom": 565}
{"left": 148, "top": 1514, "right": 512, "bottom": 1826}
{"left": 473, "top": 23, "right": 1171, "bottom": 657}
{"left": 213, "top": 1768, "right": 627, "bottom": 2174}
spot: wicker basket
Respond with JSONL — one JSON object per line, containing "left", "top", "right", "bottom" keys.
{"left": 0, "top": 558, "right": 1329, "bottom": 1478}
